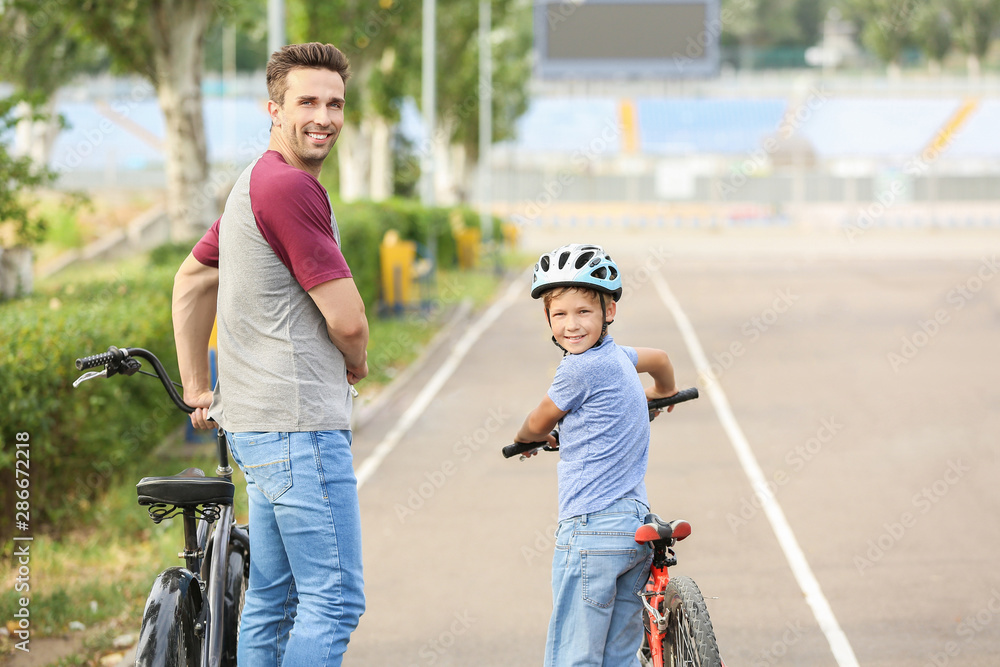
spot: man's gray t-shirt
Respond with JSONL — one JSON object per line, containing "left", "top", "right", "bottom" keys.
{"left": 547, "top": 336, "right": 650, "bottom": 520}
{"left": 194, "top": 150, "right": 354, "bottom": 432}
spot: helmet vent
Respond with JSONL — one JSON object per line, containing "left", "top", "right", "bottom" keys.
{"left": 575, "top": 251, "right": 595, "bottom": 269}
{"left": 539, "top": 257, "right": 549, "bottom": 271}
{"left": 592, "top": 267, "right": 608, "bottom": 280}
{"left": 558, "top": 251, "right": 570, "bottom": 269}
{"left": 609, "top": 266, "right": 619, "bottom": 279}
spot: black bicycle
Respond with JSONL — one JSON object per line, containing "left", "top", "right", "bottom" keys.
{"left": 74, "top": 346, "right": 248, "bottom": 667}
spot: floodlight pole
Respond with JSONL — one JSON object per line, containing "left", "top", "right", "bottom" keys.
{"left": 479, "top": 0, "right": 493, "bottom": 248}
{"left": 267, "top": 0, "right": 285, "bottom": 56}
{"left": 421, "top": 0, "right": 437, "bottom": 207}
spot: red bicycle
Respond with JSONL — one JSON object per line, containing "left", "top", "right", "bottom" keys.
{"left": 503, "top": 388, "right": 725, "bottom": 667}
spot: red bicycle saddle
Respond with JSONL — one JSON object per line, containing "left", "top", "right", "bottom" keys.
{"left": 634, "top": 514, "right": 691, "bottom": 545}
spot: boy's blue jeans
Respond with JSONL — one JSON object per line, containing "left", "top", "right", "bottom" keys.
{"left": 226, "top": 430, "right": 365, "bottom": 667}
{"left": 545, "top": 498, "right": 653, "bottom": 667}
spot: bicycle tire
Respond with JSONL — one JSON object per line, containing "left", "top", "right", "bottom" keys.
{"left": 135, "top": 567, "right": 203, "bottom": 667}
{"left": 660, "top": 575, "right": 722, "bottom": 667}
{"left": 221, "top": 529, "right": 249, "bottom": 666}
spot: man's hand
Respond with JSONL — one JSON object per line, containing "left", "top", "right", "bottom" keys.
{"left": 185, "top": 389, "right": 215, "bottom": 430}
{"left": 347, "top": 359, "right": 368, "bottom": 385}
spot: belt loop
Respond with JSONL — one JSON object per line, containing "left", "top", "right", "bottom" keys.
{"left": 581, "top": 513, "right": 588, "bottom": 526}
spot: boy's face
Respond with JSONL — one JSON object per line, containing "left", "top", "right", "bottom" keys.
{"left": 546, "top": 289, "right": 616, "bottom": 354}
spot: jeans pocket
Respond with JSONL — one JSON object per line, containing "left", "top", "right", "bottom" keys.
{"left": 230, "top": 432, "right": 292, "bottom": 502}
{"left": 580, "top": 549, "right": 637, "bottom": 608}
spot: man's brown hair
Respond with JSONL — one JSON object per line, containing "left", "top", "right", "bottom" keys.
{"left": 266, "top": 42, "right": 351, "bottom": 106}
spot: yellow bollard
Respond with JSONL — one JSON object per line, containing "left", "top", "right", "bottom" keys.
{"left": 502, "top": 221, "right": 519, "bottom": 249}
{"left": 455, "top": 227, "right": 481, "bottom": 269}
{"left": 379, "top": 230, "right": 417, "bottom": 310}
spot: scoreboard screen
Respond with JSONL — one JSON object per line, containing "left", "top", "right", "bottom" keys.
{"left": 536, "top": 0, "right": 720, "bottom": 79}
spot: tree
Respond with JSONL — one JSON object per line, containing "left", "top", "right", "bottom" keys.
{"left": 66, "top": 0, "right": 248, "bottom": 240}
{"left": 0, "top": 1, "right": 102, "bottom": 165}
{"left": 722, "top": 0, "right": 813, "bottom": 46}
{"left": 841, "top": 0, "right": 917, "bottom": 72}
{"left": 289, "top": 0, "right": 531, "bottom": 205}
{"left": 417, "top": 0, "right": 531, "bottom": 204}
{"left": 946, "top": 0, "right": 1000, "bottom": 76}
{"left": 0, "top": 95, "right": 58, "bottom": 299}
{"left": 289, "top": 0, "right": 420, "bottom": 202}
{"left": 912, "top": 0, "right": 954, "bottom": 72}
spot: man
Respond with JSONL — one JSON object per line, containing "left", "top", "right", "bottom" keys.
{"left": 171, "top": 42, "right": 368, "bottom": 666}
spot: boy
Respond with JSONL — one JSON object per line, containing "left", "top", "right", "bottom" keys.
{"left": 513, "top": 243, "right": 679, "bottom": 666}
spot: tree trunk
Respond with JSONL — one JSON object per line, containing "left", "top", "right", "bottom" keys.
{"left": 338, "top": 122, "right": 372, "bottom": 202}
{"left": 369, "top": 116, "right": 392, "bottom": 201}
{"left": 149, "top": 0, "right": 212, "bottom": 241}
{"left": 967, "top": 53, "right": 981, "bottom": 79}
{"left": 0, "top": 246, "right": 34, "bottom": 300}
{"left": 13, "top": 99, "right": 61, "bottom": 167}
{"left": 432, "top": 117, "right": 459, "bottom": 205}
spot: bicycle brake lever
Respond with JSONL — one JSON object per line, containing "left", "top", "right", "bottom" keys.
{"left": 73, "top": 369, "right": 108, "bottom": 388}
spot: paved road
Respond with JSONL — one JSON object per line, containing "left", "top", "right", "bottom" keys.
{"left": 344, "top": 227, "right": 1000, "bottom": 666}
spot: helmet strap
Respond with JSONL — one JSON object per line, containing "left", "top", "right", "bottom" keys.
{"left": 594, "top": 292, "right": 610, "bottom": 348}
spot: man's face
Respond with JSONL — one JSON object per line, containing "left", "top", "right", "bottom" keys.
{"left": 268, "top": 67, "right": 346, "bottom": 169}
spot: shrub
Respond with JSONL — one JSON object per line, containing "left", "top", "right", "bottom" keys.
{"left": 0, "top": 262, "right": 181, "bottom": 544}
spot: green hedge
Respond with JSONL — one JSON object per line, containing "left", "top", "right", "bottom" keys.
{"left": 0, "top": 248, "right": 185, "bottom": 544}
{"left": 0, "top": 201, "right": 501, "bottom": 543}
{"left": 336, "top": 198, "right": 500, "bottom": 307}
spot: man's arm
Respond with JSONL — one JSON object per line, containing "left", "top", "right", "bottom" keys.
{"left": 172, "top": 252, "right": 219, "bottom": 429}
{"left": 308, "top": 277, "right": 369, "bottom": 384}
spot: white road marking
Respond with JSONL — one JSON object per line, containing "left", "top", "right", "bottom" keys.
{"left": 652, "top": 270, "right": 860, "bottom": 667}
{"left": 355, "top": 278, "right": 523, "bottom": 490}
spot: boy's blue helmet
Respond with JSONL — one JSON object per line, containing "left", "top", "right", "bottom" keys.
{"left": 531, "top": 244, "right": 623, "bottom": 301}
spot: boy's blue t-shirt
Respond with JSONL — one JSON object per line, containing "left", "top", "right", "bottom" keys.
{"left": 547, "top": 335, "right": 650, "bottom": 520}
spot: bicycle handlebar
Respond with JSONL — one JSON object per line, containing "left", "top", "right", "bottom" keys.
{"left": 76, "top": 349, "right": 121, "bottom": 370}
{"left": 74, "top": 346, "right": 195, "bottom": 415}
{"left": 647, "top": 387, "right": 699, "bottom": 413}
{"left": 502, "top": 387, "right": 700, "bottom": 459}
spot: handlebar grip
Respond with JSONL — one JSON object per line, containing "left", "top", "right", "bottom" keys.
{"left": 76, "top": 347, "right": 124, "bottom": 370}
{"left": 502, "top": 441, "right": 547, "bottom": 459}
{"left": 648, "top": 387, "right": 699, "bottom": 411}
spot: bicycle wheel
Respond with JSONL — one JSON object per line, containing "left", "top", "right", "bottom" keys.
{"left": 220, "top": 527, "right": 249, "bottom": 666}
{"left": 660, "top": 575, "right": 721, "bottom": 667}
{"left": 135, "top": 567, "right": 203, "bottom": 667}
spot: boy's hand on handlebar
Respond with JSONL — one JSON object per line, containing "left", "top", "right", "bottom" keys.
{"left": 645, "top": 384, "right": 679, "bottom": 414}
{"left": 185, "top": 390, "right": 214, "bottom": 430}
{"left": 527, "top": 431, "right": 559, "bottom": 457}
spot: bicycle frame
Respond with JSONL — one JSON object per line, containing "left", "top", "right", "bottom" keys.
{"left": 640, "top": 548, "right": 674, "bottom": 666}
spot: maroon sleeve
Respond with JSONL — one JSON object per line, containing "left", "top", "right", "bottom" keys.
{"left": 249, "top": 154, "right": 352, "bottom": 291}
{"left": 192, "top": 218, "right": 221, "bottom": 268}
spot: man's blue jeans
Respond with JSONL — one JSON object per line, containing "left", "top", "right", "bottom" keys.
{"left": 545, "top": 498, "right": 653, "bottom": 667}
{"left": 227, "top": 430, "right": 364, "bottom": 667}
